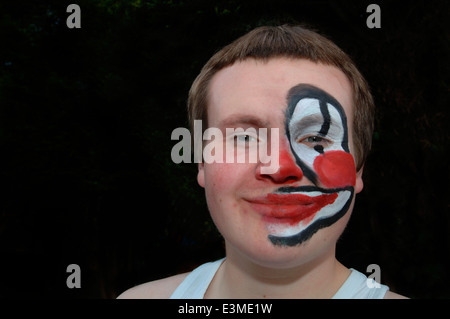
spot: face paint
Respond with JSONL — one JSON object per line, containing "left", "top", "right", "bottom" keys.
{"left": 266, "top": 84, "right": 356, "bottom": 247}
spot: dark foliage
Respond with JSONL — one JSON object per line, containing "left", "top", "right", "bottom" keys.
{"left": 0, "top": 0, "right": 448, "bottom": 298}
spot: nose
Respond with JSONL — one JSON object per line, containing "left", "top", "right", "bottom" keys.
{"left": 256, "top": 139, "right": 303, "bottom": 184}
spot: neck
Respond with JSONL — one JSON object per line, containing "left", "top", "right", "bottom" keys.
{"left": 205, "top": 243, "right": 350, "bottom": 299}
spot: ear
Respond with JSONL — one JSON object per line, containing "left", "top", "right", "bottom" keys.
{"left": 355, "top": 164, "right": 364, "bottom": 194}
{"left": 197, "top": 162, "right": 205, "bottom": 188}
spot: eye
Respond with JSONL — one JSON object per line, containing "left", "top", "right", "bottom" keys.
{"left": 297, "top": 135, "right": 332, "bottom": 148}
{"left": 307, "top": 136, "right": 325, "bottom": 143}
{"left": 234, "top": 133, "right": 258, "bottom": 144}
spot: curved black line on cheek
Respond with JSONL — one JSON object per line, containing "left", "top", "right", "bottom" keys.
{"left": 268, "top": 187, "right": 354, "bottom": 247}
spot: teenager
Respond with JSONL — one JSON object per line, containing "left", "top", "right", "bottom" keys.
{"left": 119, "top": 25, "right": 407, "bottom": 299}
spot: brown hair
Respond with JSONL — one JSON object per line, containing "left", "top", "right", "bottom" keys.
{"left": 188, "top": 25, "right": 374, "bottom": 171}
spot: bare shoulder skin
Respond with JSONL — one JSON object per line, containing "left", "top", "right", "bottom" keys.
{"left": 384, "top": 290, "right": 409, "bottom": 299}
{"left": 117, "top": 272, "right": 189, "bottom": 299}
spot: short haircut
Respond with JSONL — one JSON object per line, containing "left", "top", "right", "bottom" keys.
{"left": 188, "top": 25, "right": 374, "bottom": 171}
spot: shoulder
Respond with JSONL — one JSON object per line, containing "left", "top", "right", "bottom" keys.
{"left": 117, "top": 272, "right": 190, "bottom": 299}
{"left": 383, "top": 290, "right": 409, "bottom": 299}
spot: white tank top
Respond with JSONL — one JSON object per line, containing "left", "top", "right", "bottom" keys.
{"left": 170, "top": 258, "right": 389, "bottom": 299}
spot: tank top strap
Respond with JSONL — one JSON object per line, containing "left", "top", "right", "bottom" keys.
{"left": 169, "top": 258, "right": 225, "bottom": 299}
{"left": 332, "top": 268, "right": 389, "bottom": 299}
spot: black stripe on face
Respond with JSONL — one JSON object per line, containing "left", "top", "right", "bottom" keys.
{"left": 318, "top": 100, "right": 331, "bottom": 136}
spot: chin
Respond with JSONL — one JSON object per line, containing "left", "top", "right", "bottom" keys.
{"left": 226, "top": 210, "right": 352, "bottom": 270}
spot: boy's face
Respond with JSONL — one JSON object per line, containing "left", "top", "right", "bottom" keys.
{"left": 197, "top": 58, "right": 363, "bottom": 268}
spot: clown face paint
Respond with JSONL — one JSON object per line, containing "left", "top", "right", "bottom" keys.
{"left": 266, "top": 84, "right": 356, "bottom": 247}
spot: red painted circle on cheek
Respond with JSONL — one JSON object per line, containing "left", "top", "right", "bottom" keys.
{"left": 313, "top": 150, "right": 356, "bottom": 188}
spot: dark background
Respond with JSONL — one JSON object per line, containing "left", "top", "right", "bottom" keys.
{"left": 0, "top": 0, "right": 448, "bottom": 299}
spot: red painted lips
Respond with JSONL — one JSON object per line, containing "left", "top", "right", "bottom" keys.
{"left": 247, "top": 192, "right": 338, "bottom": 225}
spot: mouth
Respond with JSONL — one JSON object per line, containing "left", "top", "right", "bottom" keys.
{"left": 247, "top": 189, "right": 338, "bottom": 225}
{"left": 246, "top": 186, "right": 354, "bottom": 246}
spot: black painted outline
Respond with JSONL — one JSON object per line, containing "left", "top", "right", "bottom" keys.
{"left": 267, "top": 84, "right": 354, "bottom": 247}
{"left": 318, "top": 100, "right": 331, "bottom": 136}
{"left": 268, "top": 186, "right": 354, "bottom": 246}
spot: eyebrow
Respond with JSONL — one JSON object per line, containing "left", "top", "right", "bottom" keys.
{"left": 218, "top": 114, "right": 271, "bottom": 129}
{"left": 290, "top": 114, "right": 324, "bottom": 129}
